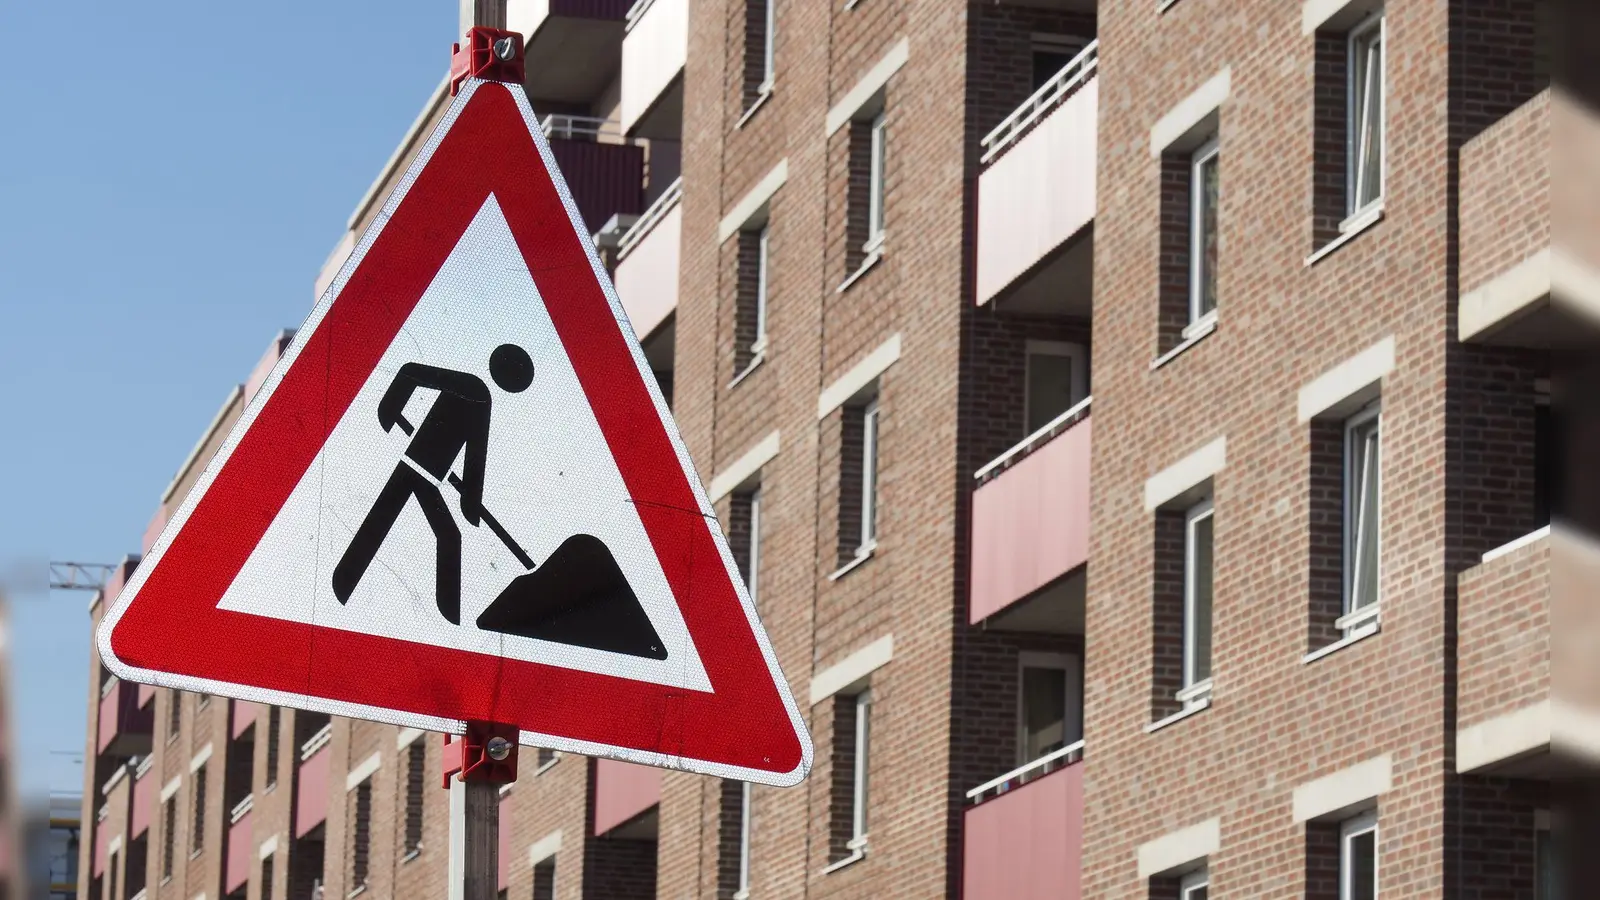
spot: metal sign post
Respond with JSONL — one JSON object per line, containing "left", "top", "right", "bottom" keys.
{"left": 444, "top": 723, "right": 518, "bottom": 900}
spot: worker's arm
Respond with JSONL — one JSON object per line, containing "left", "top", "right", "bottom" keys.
{"left": 376, "top": 364, "right": 426, "bottom": 434}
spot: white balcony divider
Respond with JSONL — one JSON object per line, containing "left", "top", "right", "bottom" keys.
{"left": 966, "top": 740, "right": 1085, "bottom": 805}
{"left": 299, "top": 723, "right": 334, "bottom": 761}
{"left": 230, "top": 793, "right": 254, "bottom": 825}
{"left": 980, "top": 40, "right": 1099, "bottom": 165}
{"left": 135, "top": 754, "right": 155, "bottom": 779}
{"left": 100, "top": 675, "right": 119, "bottom": 699}
{"left": 621, "top": 0, "right": 688, "bottom": 133}
{"left": 974, "top": 396, "right": 1092, "bottom": 485}
{"left": 618, "top": 177, "right": 683, "bottom": 260}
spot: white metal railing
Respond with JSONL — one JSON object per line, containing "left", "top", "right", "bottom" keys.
{"left": 617, "top": 177, "right": 683, "bottom": 260}
{"left": 300, "top": 723, "right": 334, "bottom": 761}
{"left": 130, "top": 890, "right": 148, "bottom": 900}
{"left": 230, "top": 793, "right": 254, "bottom": 824}
{"left": 541, "top": 113, "right": 624, "bottom": 141}
{"left": 100, "top": 675, "right": 119, "bottom": 699}
{"left": 96, "top": 803, "right": 109, "bottom": 823}
{"left": 980, "top": 40, "right": 1099, "bottom": 165}
{"left": 974, "top": 396, "right": 1091, "bottom": 485}
{"left": 624, "top": 0, "right": 659, "bottom": 31}
{"left": 966, "top": 740, "right": 1084, "bottom": 804}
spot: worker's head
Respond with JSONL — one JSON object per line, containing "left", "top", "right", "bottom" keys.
{"left": 490, "top": 344, "right": 534, "bottom": 393}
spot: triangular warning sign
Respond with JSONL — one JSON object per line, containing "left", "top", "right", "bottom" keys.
{"left": 98, "top": 78, "right": 812, "bottom": 787}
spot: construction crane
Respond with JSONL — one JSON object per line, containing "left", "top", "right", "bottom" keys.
{"left": 47, "top": 562, "right": 118, "bottom": 592}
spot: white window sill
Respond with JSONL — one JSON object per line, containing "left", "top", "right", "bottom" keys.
{"left": 400, "top": 848, "right": 421, "bottom": 865}
{"left": 189, "top": 849, "right": 204, "bottom": 861}
{"left": 828, "top": 544, "right": 877, "bottom": 582}
{"left": 1305, "top": 202, "right": 1384, "bottom": 267}
{"left": 348, "top": 884, "right": 369, "bottom": 899}
{"left": 1150, "top": 315, "right": 1218, "bottom": 370}
{"left": 737, "top": 87, "right": 775, "bottom": 130}
{"left": 821, "top": 843, "right": 868, "bottom": 874}
{"left": 1145, "top": 696, "right": 1211, "bottom": 733}
{"left": 729, "top": 352, "right": 766, "bottom": 389}
{"left": 732, "top": 890, "right": 751, "bottom": 900}
{"left": 535, "top": 754, "right": 561, "bottom": 776}
{"left": 838, "top": 249, "right": 884, "bottom": 294}
{"left": 1157, "top": 0, "right": 1184, "bottom": 12}
{"left": 498, "top": 782, "right": 515, "bottom": 796}
{"left": 1302, "top": 619, "right": 1381, "bottom": 664}
{"left": 1174, "top": 678, "right": 1214, "bottom": 706}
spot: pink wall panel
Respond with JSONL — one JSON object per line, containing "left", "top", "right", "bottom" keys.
{"left": 592, "top": 759, "right": 662, "bottom": 835}
{"left": 976, "top": 77, "right": 1099, "bottom": 306}
{"left": 295, "top": 746, "right": 330, "bottom": 838}
{"left": 131, "top": 774, "right": 153, "bottom": 837}
{"left": 970, "top": 418, "right": 1092, "bottom": 623}
{"left": 226, "top": 811, "right": 253, "bottom": 894}
{"left": 231, "top": 700, "right": 258, "bottom": 739}
{"left": 962, "top": 763, "right": 1084, "bottom": 900}
{"left": 137, "top": 683, "right": 156, "bottom": 707}
{"left": 614, "top": 203, "right": 681, "bottom": 341}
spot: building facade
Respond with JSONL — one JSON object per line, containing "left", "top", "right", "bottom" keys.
{"left": 80, "top": 0, "right": 1590, "bottom": 898}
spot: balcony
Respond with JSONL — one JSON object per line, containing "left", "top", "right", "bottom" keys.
{"left": 592, "top": 758, "right": 661, "bottom": 836}
{"left": 970, "top": 400, "right": 1091, "bottom": 627}
{"left": 295, "top": 724, "right": 333, "bottom": 838}
{"left": 620, "top": 0, "right": 687, "bottom": 138}
{"left": 226, "top": 796, "right": 254, "bottom": 895}
{"left": 975, "top": 42, "right": 1098, "bottom": 310}
{"left": 231, "top": 700, "right": 257, "bottom": 739}
{"left": 963, "top": 743, "right": 1084, "bottom": 900}
{"left": 97, "top": 677, "right": 154, "bottom": 758}
{"left": 541, "top": 115, "right": 647, "bottom": 233}
{"left": 131, "top": 757, "right": 154, "bottom": 838}
{"left": 1456, "top": 528, "right": 1556, "bottom": 776}
{"left": 613, "top": 178, "right": 681, "bottom": 342}
{"left": 510, "top": 0, "right": 632, "bottom": 104}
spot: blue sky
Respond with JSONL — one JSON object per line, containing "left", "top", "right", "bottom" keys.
{"left": 0, "top": 0, "right": 453, "bottom": 802}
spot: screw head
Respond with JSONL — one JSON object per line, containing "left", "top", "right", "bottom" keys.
{"left": 493, "top": 37, "right": 517, "bottom": 61}
{"left": 486, "top": 736, "right": 513, "bottom": 761}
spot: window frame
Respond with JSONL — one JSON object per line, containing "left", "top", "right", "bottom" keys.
{"left": 1023, "top": 340, "right": 1089, "bottom": 435}
{"left": 859, "top": 400, "right": 881, "bottom": 554}
{"left": 1016, "top": 651, "right": 1082, "bottom": 766}
{"left": 865, "top": 113, "right": 888, "bottom": 252}
{"left": 1189, "top": 137, "right": 1220, "bottom": 327}
{"left": 747, "top": 488, "right": 763, "bottom": 603}
{"left": 1181, "top": 499, "right": 1215, "bottom": 702}
{"left": 760, "top": 0, "right": 776, "bottom": 93}
{"left": 1346, "top": 11, "right": 1386, "bottom": 220}
{"left": 1180, "top": 869, "right": 1210, "bottom": 900}
{"left": 849, "top": 690, "right": 872, "bottom": 849}
{"left": 1339, "top": 810, "right": 1379, "bottom": 900}
{"left": 751, "top": 226, "right": 770, "bottom": 356}
{"left": 1341, "top": 402, "right": 1382, "bottom": 635}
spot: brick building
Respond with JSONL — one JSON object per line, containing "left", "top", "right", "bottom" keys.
{"left": 79, "top": 0, "right": 1591, "bottom": 898}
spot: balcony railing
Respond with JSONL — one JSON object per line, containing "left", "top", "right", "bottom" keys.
{"left": 624, "top": 0, "right": 657, "bottom": 30}
{"left": 300, "top": 723, "right": 334, "bottom": 761}
{"left": 975, "top": 397, "right": 1091, "bottom": 486}
{"left": 230, "top": 794, "right": 254, "bottom": 825}
{"left": 967, "top": 741, "right": 1085, "bottom": 805}
{"left": 542, "top": 114, "right": 626, "bottom": 141}
{"left": 618, "top": 176, "right": 682, "bottom": 260}
{"left": 980, "top": 40, "right": 1098, "bottom": 165}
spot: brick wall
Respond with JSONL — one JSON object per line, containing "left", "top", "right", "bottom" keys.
{"left": 1459, "top": 90, "right": 1552, "bottom": 293}
{"left": 1457, "top": 536, "right": 1551, "bottom": 731}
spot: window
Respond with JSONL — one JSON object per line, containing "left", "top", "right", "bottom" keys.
{"left": 866, "top": 114, "right": 887, "bottom": 252}
{"left": 1342, "top": 403, "right": 1381, "bottom": 635}
{"left": 1018, "top": 653, "right": 1082, "bottom": 763}
{"left": 1189, "top": 139, "right": 1219, "bottom": 324}
{"left": 1347, "top": 13, "right": 1385, "bottom": 217}
{"left": 1181, "top": 870, "right": 1209, "bottom": 900}
{"left": 1340, "top": 812, "right": 1378, "bottom": 900}
{"left": 168, "top": 692, "right": 182, "bottom": 740}
{"left": 860, "top": 401, "right": 880, "bottom": 552}
{"left": 1182, "top": 501, "right": 1215, "bottom": 703}
{"left": 754, "top": 227, "right": 769, "bottom": 355}
{"left": 747, "top": 489, "right": 763, "bottom": 603}
{"left": 532, "top": 859, "right": 556, "bottom": 900}
{"left": 536, "top": 747, "right": 558, "bottom": 771}
{"left": 1031, "top": 34, "right": 1087, "bottom": 91}
{"left": 402, "top": 741, "right": 425, "bottom": 858}
{"left": 191, "top": 764, "right": 207, "bottom": 855}
{"left": 108, "top": 850, "right": 118, "bottom": 900}
{"left": 265, "top": 707, "right": 281, "bottom": 790}
{"left": 1537, "top": 820, "right": 1560, "bottom": 900}
{"left": 198, "top": 693, "right": 211, "bottom": 709}
{"left": 161, "top": 795, "right": 176, "bottom": 879}
{"left": 1535, "top": 384, "right": 1562, "bottom": 528}
{"left": 744, "top": 0, "right": 775, "bottom": 106}
{"left": 1024, "top": 341, "right": 1088, "bottom": 434}
{"left": 349, "top": 780, "right": 373, "bottom": 894}
{"left": 262, "top": 854, "right": 275, "bottom": 900}
{"left": 850, "top": 691, "right": 871, "bottom": 848}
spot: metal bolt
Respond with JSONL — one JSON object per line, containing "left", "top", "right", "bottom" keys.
{"left": 493, "top": 37, "right": 517, "bottom": 62}
{"left": 486, "top": 736, "right": 513, "bottom": 761}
